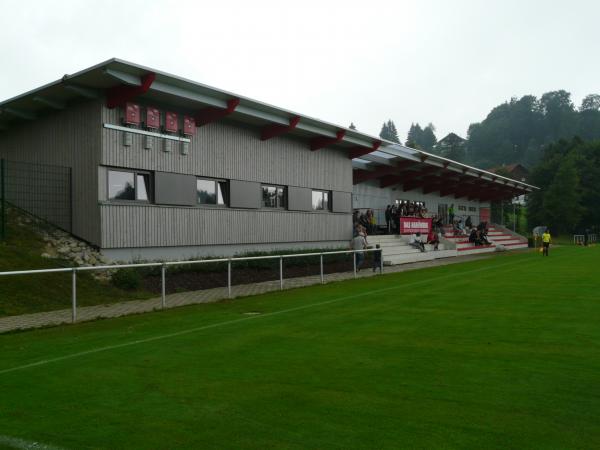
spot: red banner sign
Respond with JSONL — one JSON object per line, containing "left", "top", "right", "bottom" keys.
{"left": 479, "top": 207, "right": 490, "bottom": 223}
{"left": 400, "top": 217, "right": 432, "bottom": 234}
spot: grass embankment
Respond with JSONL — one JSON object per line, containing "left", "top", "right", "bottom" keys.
{"left": 0, "top": 246, "right": 599, "bottom": 449}
{"left": 0, "top": 218, "right": 154, "bottom": 317}
{"left": 0, "top": 211, "right": 357, "bottom": 317}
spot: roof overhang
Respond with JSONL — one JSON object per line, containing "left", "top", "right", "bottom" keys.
{"left": 0, "top": 57, "right": 539, "bottom": 198}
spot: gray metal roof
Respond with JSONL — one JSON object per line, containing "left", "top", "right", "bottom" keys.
{"left": 0, "top": 58, "right": 537, "bottom": 195}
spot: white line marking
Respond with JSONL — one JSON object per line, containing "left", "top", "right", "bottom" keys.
{"left": 0, "top": 435, "right": 64, "bottom": 450}
{"left": 0, "top": 255, "right": 539, "bottom": 376}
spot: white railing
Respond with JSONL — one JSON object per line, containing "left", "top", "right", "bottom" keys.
{"left": 0, "top": 248, "right": 383, "bottom": 323}
{"left": 574, "top": 234, "right": 597, "bottom": 245}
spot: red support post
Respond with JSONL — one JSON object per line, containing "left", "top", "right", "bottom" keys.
{"left": 260, "top": 116, "right": 300, "bottom": 141}
{"left": 310, "top": 130, "right": 346, "bottom": 151}
{"left": 195, "top": 98, "right": 240, "bottom": 127}
{"left": 106, "top": 72, "right": 156, "bottom": 109}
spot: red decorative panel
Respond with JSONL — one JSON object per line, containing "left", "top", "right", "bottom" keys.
{"left": 165, "top": 111, "right": 178, "bottom": 133}
{"left": 123, "top": 102, "right": 141, "bottom": 125}
{"left": 183, "top": 115, "right": 195, "bottom": 135}
{"left": 145, "top": 106, "right": 160, "bottom": 129}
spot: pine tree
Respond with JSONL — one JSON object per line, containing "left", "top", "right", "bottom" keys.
{"left": 406, "top": 123, "right": 423, "bottom": 148}
{"left": 421, "top": 123, "right": 437, "bottom": 151}
{"left": 379, "top": 120, "right": 400, "bottom": 143}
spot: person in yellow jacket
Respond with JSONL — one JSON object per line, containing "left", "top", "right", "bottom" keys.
{"left": 542, "top": 229, "right": 551, "bottom": 256}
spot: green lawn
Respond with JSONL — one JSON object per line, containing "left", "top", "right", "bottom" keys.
{"left": 1, "top": 246, "right": 599, "bottom": 449}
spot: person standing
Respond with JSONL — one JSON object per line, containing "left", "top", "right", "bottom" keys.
{"left": 385, "top": 205, "right": 392, "bottom": 234}
{"left": 373, "top": 244, "right": 382, "bottom": 273}
{"left": 351, "top": 232, "right": 367, "bottom": 270}
{"left": 448, "top": 204, "right": 455, "bottom": 225}
{"left": 542, "top": 229, "right": 551, "bottom": 256}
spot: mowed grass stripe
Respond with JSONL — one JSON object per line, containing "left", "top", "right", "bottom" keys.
{"left": 1, "top": 246, "right": 599, "bottom": 449}
{"left": 0, "top": 251, "right": 544, "bottom": 375}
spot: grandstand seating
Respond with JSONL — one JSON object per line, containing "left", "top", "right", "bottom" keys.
{"left": 367, "top": 224, "right": 528, "bottom": 265}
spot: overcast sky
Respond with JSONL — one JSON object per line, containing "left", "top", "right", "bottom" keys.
{"left": 1, "top": 0, "right": 599, "bottom": 141}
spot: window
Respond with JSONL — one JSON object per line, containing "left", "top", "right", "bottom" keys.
{"left": 458, "top": 205, "right": 467, "bottom": 211}
{"left": 197, "top": 178, "right": 228, "bottom": 206}
{"left": 262, "top": 185, "right": 286, "bottom": 209}
{"left": 312, "top": 190, "right": 331, "bottom": 211}
{"left": 108, "top": 169, "right": 152, "bottom": 202}
{"left": 468, "top": 206, "right": 477, "bottom": 212}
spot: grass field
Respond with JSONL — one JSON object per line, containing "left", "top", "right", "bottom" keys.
{"left": 1, "top": 246, "right": 599, "bottom": 449}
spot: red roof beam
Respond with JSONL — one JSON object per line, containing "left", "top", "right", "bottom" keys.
{"left": 310, "top": 130, "right": 346, "bottom": 151}
{"left": 195, "top": 98, "right": 240, "bottom": 127}
{"left": 261, "top": 116, "right": 300, "bottom": 141}
{"left": 106, "top": 72, "right": 156, "bottom": 109}
{"left": 347, "top": 140, "right": 382, "bottom": 159}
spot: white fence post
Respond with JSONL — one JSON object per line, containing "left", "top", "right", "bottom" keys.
{"left": 227, "top": 259, "right": 232, "bottom": 299}
{"left": 320, "top": 253, "right": 324, "bottom": 284}
{"left": 71, "top": 268, "right": 77, "bottom": 323}
{"left": 380, "top": 250, "right": 384, "bottom": 274}
{"left": 353, "top": 251, "right": 357, "bottom": 278}
{"left": 279, "top": 256, "right": 284, "bottom": 290}
{"left": 161, "top": 264, "right": 166, "bottom": 309}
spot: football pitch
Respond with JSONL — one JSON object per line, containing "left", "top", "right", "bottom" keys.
{"left": 1, "top": 246, "right": 599, "bottom": 449}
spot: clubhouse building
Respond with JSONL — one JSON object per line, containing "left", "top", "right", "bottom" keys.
{"left": 0, "top": 59, "right": 535, "bottom": 261}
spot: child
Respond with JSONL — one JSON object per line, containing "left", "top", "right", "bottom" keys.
{"left": 373, "top": 244, "right": 382, "bottom": 273}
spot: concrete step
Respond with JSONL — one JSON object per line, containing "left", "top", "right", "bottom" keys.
{"left": 383, "top": 249, "right": 457, "bottom": 265}
{"left": 456, "top": 245, "right": 496, "bottom": 255}
{"left": 497, "top": 242, "right": 529, "bottom": 249}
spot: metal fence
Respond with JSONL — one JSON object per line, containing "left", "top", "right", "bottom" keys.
{"left": 0, "top": 160, "right": 5, "bottom": 240}
{"left": 0, "top": 159, "right": 72, "bottom": 239}
{"left": 573, "top": 234, "right": 597, "bottom": 245}
{"left": 0, "top": 248, "right": 383, "bottom": 327}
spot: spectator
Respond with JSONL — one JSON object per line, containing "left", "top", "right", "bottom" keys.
{"left": 427, "top": 229, "right": 439, "bottom": 251}
{"left": 385, "top": 205, "right": 392, "bottom": 234}
{"left": 410, "top": 232, "right": 425, "bottom": 252}
{"left": 368, "top": 209, "right": 377, "bottom": 234}
{"left": 469, "top": 228, "right": 478, "bottom": 245}
{"left": 448, "top": 204, "right": 455, "bottom": 225}
{"left": 456, "top": 220, "right": 467, "bottom": 236}
{"left": 465, "top": 216, "right": 472, "bottom": 229}
{"left": 373, "top": 244, "right": 382, "bottom": 273}
{"left": 351, "top": 231, "right": 367, "bottom": 270}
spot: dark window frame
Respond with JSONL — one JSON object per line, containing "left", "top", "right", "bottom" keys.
{"left": 311, "top": 189, "right": 332, "bottom": 212}
{"left": 196, "top": 177, "right": 229, "bottom": 207}
{"left": 261, "top": 184, "right": 287, "bottom": 209}
{"left": 107, "top": 168, "right": 153, "bottom": 203}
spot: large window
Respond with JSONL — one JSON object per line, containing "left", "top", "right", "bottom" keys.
{"left": 312, "top": 190, "right": 331, "bottom": 211}
{"left": 262, "top": 185, "right": 286, "bottom": 209}
{"left": 197, "top": 178, "right": 228, "bottom": 206}
{"left": 108, "top": 169, "right": 151, "bottom": 202}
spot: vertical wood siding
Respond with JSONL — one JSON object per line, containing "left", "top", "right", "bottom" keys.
{"left": 101, "top": 204, "right": 351, "bottom": 248}
{"left": 100, "top": 105, "right": 353, "bottom": 249}
{"left": 101, "top": 106, "right": 353, "bottom": 192}
{"left": 0, "top": 101, "right": 102, "bottom": 244}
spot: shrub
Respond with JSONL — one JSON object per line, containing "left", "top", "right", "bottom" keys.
{"left": 112, "top": 268, "right": 142, "bottom": 290}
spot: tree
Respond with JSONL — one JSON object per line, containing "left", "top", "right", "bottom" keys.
{"left": 527, "top": 137, "right": 600, "bottom": 235}
{"left": 580, "top": 94, "right": 600, "bottom": 111}
{"left": 379, "top": 120, "right": 400, "bottom": 143}
{"left": 405, "top": 123, "right": 423, "bottom": 148}
{"left": 542, "top": 154, "right": 582, "bottom": 233}
{"left": 421, "top": 123, "right": 437, "bottom": 152}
